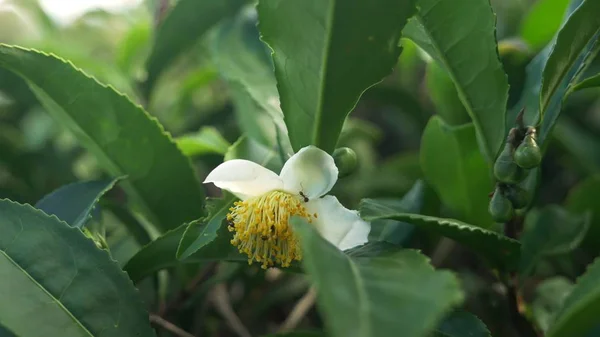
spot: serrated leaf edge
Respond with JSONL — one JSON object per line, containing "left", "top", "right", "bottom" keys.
{"left": 0, "top": 198, "right": 154, "bottom": 335}
{"left": 549, "top": 256, "right": 600, "bottom": 337}
{"left": 0, "top": 44, "right": 205, "bottom": 223}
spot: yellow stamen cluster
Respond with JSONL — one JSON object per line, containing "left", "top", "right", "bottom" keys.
{"left": 227, "top": 191, "right": 313, "bottom": 269}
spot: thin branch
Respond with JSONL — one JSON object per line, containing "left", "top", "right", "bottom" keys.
{"left": 211, "top": 283, "right": 252, "bottom": 337}
{"left": 503, "top": 217, "right": 539, "bottom": 337}
{"left": 150, "top": 314, "right": 196, "bottom": 337}
{"left": 278, "top": 287, "right": 317, "bottom": 333}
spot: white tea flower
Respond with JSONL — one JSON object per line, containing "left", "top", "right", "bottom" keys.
{"left": 204, "top": 146, "right": 370, "bottom": 268}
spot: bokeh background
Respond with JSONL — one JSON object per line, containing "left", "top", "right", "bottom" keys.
{"left": 1, "top": 0, "right": 599, "bottom": 336}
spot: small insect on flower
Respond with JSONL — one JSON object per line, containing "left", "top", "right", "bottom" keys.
{"left": 204, "top": 146, "right": 371, "bottom": 269}
{"left": 299, "top": 191, "right": 309, "bottom": 202}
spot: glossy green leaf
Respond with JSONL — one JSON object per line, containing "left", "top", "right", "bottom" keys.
{"left": 420, "top": 116, "right": 494, "bottom": 227}
{"left": 0, "top": 199, "right": 155, "bottom": 336}
{"left": 566, "top": 176, "right": 600, "bottom": 253}
{"left": 403, "top": 0, "right": 509, "bottom": 161}
{"left": 123, "top": 211, "right": 244, "bottom": 283}
{"left": 520, "top": 0, "right": 570, "bottom": 50}
{"left": 293, "top": 218, "right": 463, "bottom": 337}
{"left": 367, "top": 180, "right": 432, "bottom": 245}
{"left": 0, "top": 323, "right": 17, "bottom": 337}
{"left": 123, "top": 224, "right": 187, "bottom": 283}
{"left": 519, "top": 205, "right": 591, "bottom": 276}
{"left": 532, "top": 277, "right": 574, "bottom": 333}
{"left": 177, "top": 194, "right": 237, "bottom": 260}
{"left": 35, "top": 177, "right": 121, "bottom": 228}
{"left": 107, "top": 203, "right": 152, "bottom": 247}
{"left": 143, "top": 0, "right": 245, "bottom": 96}
{"left": 360, "top": 204, "right": 520, "bottom": 269}
{"left": 432, "top": 311, "right": 491, "bottom": 337}
{"left": 425, "top": 61, "right": 469, "bottom": 126}
{"left": 257, "top": 0, "right": 418, "bottom": 153}
{"left": 176, "top": 126, "right": 230, "bottom": 157}
{"left": 538, "top": 0, "right": 600, "bottom": 144}
{"left": 211, "top": 9, "right": 289, "bottom": 149}
{"left": 553, "top": 118, "right": 600, "bottom": 173}
{"left": 344, "top": 241, "right": 399, "bottom": 259}
{"left": 0, "top": 45, "right": 204, "bottom": 231}
{"left": 571, "top": 73, "right": 600, "bottom": 92}
{"left": 0, "top": 67, "right": 36, "bottom": 112}
{"left": 224, "top": 136, "right": 284, "bottom": 174}
{"left": 510, "top": 1, "right": 583, "bottom": 129}
{"left": 548, "top": 257, "right": 600, "bottom": 337}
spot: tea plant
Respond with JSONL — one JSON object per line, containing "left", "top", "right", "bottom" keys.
{"left": 0, "top": 0, "right": 599, "bottom": 336}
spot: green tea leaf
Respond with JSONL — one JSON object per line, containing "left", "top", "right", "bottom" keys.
{"left": 293, "top": 217, "right": 463, "bottom": 337}
{"left": 0, "top": 199, "right": 155, "bottom": 336}
{"left": 344, "top": 242, "right": 398, "bottom": 259}
{"left": 125, "top": 190, "right": 257, "bottom": 282}
{"left": 432, "top": 311, "right": 491, "bottom": 337}
{"left": 519, "top": 205, "right": 591, "bottom": 276}
{"left": 425, "top": 61, "right": 469, "bottom": 126}
{"left": 211, "top": 9, "right": 289, "bottom": 149}
{"left": 367, "top": 180, "right": 432, "bottom": 245}
{"left": 177, "top": 194, "right": 237, "bottom": 260}
{"left": 519, "top": 0, "right": 570, "bottom": 50}
{"left": 35, "top": 177, "right": 122, "bottom": 228}
{"left": 123, "top": 224, "right": 187, "bottom": 283}
{"left": 224, "top": 136, "right": 284, "bottom": 175}
{"left": 571, "top": 73, "right": 600, "bottom": 92}
{"left": 420, "top": 117, "right": 494, "bottom": 227}
{"left": 566, "top": 176, "right": 600, "bottom": 253}
{"left": 403, "top": 0, "right": 509, "bottom": 161}
{"left": 548, "top": 257, "right": 600, "bottom": 337}
{"left": 176, "top": 126, "right": 231, "bottom": 157}
{"left": 538, "top": 0, "right": 600, "bottom": 144}
{"left": 257, "top": 0, "right": 418, "bottom": 153}
{"left": 360, "top": 204, "right": 520, "bottom": 269}
{"left": 0, "top": 45, "right": 204, "bottom": 231}
{"left": 510, "top": 1, "right": 582, "bottom": 129}
{"left": 553, "top": 118, "right": 600, "bottom": 173}
{"left": 532, "top": 277, "right": 574, "bottom": 333}
{"left": 0, "top": 323, "right": 17, "bottom": 337}
{"left": 123, "top": 213, "right": 245, "bottom": 283}
{"left": 143, "top": 0, "right": 245, "bottom": 96}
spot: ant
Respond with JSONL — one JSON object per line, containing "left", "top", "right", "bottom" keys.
{"left": 227, "top": 219, "right": 235, "bottom": 230}
{"left": 299, "top": 191, "right": 309, "bottom": 203}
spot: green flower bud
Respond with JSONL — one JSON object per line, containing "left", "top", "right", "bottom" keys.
{"left": 333, "top": 147, "right": 358, "bottom": 178}
{"left": 505, "top": 185, "right": 530, "bottom": 209}
{"left": 489, "top": 187, "right": 514, "bottom": 223}
{"left": 514, "top": 128, "right": 542, "bottom": 169}
{"left": 494, "top": 142, "right": 524, "bottom": 183}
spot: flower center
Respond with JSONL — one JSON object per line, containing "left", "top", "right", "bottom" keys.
{"left": 227, "top": 190, "right": 314, "bottom": 269}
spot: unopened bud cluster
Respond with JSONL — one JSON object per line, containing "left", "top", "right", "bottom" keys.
{"left": 489, "top": 121, "right": 542, "bottom": 223}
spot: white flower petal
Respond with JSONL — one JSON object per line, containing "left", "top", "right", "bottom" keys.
{"left": 279, "top": 146, "right": 338, "bottom": 199}
{"left": 203, "top": 159, "right": 283, "bottom": 199}
{"left": 306, "top": 196, "right": 370, "bottom": 250}
{"left": 337, "top": 217, "right": 371, "bottom": 251}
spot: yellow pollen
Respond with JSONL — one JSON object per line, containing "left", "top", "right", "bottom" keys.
{"left": 228, "top": 190, "right": 313, "bottom": 269}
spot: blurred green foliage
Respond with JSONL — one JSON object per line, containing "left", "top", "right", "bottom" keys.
{"left": 0, "top": 0, "right": 600, "bottom": 336}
